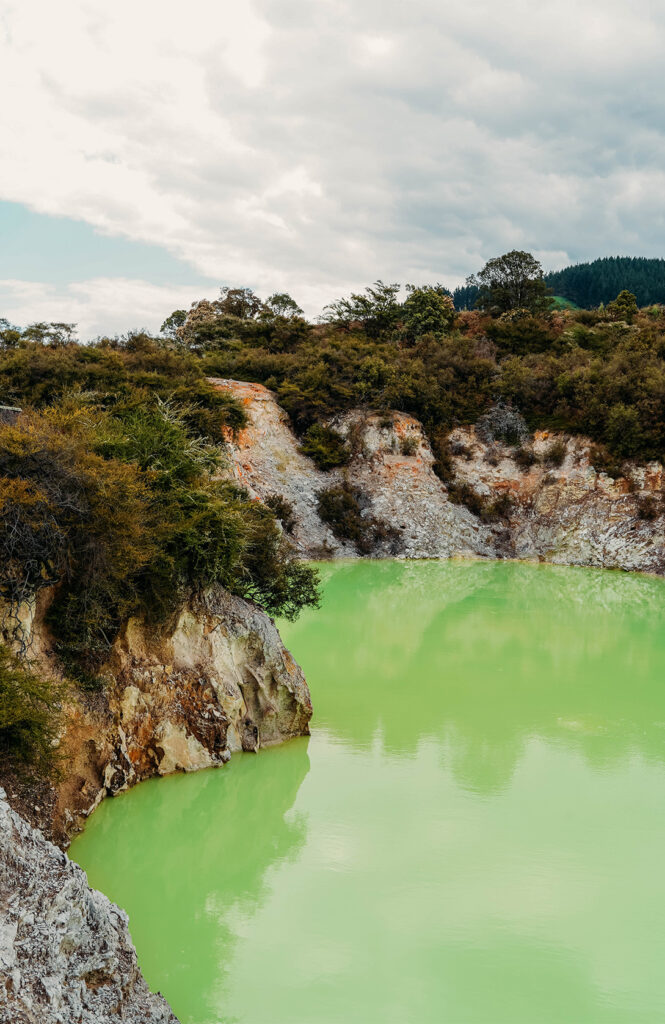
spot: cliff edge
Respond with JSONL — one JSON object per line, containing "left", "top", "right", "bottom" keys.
{"left": 214, "top": 378, "right": 665, "bottom": 574}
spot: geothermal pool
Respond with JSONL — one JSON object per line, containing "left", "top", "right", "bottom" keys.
{"left": 71, "top": 560, "right": 665, "bottom": 1023}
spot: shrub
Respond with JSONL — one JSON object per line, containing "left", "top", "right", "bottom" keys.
{"left": 317, "top": 482, "right": 395, "bottom": 554}
{"left": 264, "top": 494, "right": 296, "bottom": 534}
{"left": 449, "top": 439, "right": 470, "bottom": 458}
{"left": 430, "top": 430, "right": 454, "bottom": 483}
{"left": 445, "top": 481, "right": 486, "bottom": 518}
{"left": 0, "top": 404, "right": 320, "bottom": 675}
{"left": 0, "top": 643, "right": 64, "bottom": 777}
{"left": 0, "top": 410, "right": 154, "bottom": 663}
{"left": 589, "top": 444, "right": 625, "bottom": 480}
{"left": 475, "top": 402, "right": 529, "bottom": 447}
{"left": 446, "top": 481, "right": 513, "bottom": 522}
{"left": 0, "top": 337, "right": 247, "bottom": 442}
{"left": 300, "top": 424, "right": 350, "bottom": 470}
{"left": 481, "top": 493, "right": 514, "bottom": 522}
{"left": 402, "top": 285, "right": 455, "bottom": 340}
{"left": 637, "top": 494, "right": 660, "bottom": 521}
{"left": 399, "top": 436, "right": 418, "bottom": 456}
{"left": 514, "top": 447, "right": 538, "bottom": 472}
{"left": 544, "top": 440, "right": 567, "bottom": 468}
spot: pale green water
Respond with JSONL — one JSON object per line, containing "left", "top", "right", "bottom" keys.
{"left": 71, "top": 560, "right": 665, "bottom": 1024}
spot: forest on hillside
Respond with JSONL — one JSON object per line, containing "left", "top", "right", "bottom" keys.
{"left": 454, "top": 256, "right": 665, "bottom": 310}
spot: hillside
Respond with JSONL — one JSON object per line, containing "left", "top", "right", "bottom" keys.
{"left": 546, "top": 256, "right": 665, "bottom": 308}
{"left": 454, "top": 256, "right": 665, "bottom": 310}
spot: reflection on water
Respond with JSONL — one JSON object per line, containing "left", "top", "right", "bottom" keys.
{"left": 290, "top": 561, "right": 665, "bottom": 787}
{"left": 74, "top": 741, "right": 311, "bottom": 1023}
{"left": 71, "top": 560, "right": 665, "bottom": 1024}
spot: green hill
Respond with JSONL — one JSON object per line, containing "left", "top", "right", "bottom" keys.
{"left": 545, "top": 257, "right": 665, "bottom": 309}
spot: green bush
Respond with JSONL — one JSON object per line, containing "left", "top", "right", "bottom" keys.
{"left": 514, "top": 446, "right": 538, "bottom": 471}
{"left": 0, "top": 336, "right": 247, "bottom": 442}
{"left": 0, "top": 402, "right": 320, "bottom": 676}
{"left": 0, "top": 643, "right": 63, "bottom": 777}
{"left": 264, "top": 494, "right": 296, "bottom": 534}
{"left": 399, "top": 436, "right": 419, "bottom": 456}
{"left": 445, "top": 481, "right": 513, "bottom": 522}
{"left": 0, "top": 409, "right": 154, "bottom": 664}
{"left": 445, "top": 481, "right": 486, "bottom": 518}
{"left": 544, "top": 440, "right": 567, "bottom": 468}
{"left": 300, "top": 424, "right": 350, "bottom": 470}
{"left": 317, "top": 482, "right": 396, "bottom": 554}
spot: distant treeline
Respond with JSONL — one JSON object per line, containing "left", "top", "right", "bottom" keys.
{"left": 454, "top": 256, "right": 665, "bottom": 310}
{"left": 546, "top": 257, "right": 665, "bottom": 308}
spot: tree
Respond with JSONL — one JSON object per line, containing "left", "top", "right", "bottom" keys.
{"left": 264, "top": 293, "right": 304, "bottom": 319}
{"left": 160, "top": 309, "right": 187, "bottom": 340}
{"left": 215, "top": 286, "right": 264, "bottom": 320}
{"left": 0, "top": 319, "right": 20, "bottom": 350}
{"left": 468, "top": 251, "right": 553, "bottom": 315}
{"left": 606, "top": 289, "right": 638, "bottom": 323}
{"left": 321, "top": 280, "right": 401, "bottom": 338}
{"left": 22, "top": 322, "right": 77, "bottom": 346}
{"left": 402, "top": 285, "right": 455, "bottom": 339}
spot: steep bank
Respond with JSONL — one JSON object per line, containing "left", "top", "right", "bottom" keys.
{"left": 214, "top": 378, "right": 665, "bottom": 574}
{"left": 0, "top": 789, "right": 176, "bottom": 1023}
{"left": 3, "top": 585, "right": 311, "bottom": 847}
{"left": 1, "top": 585, "right": 312, "bottom": 1023}
{"left": 212, "top": 378, "right": 494, "bottom": 560}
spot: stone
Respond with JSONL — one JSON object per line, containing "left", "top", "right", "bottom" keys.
{"left": 0, "top": 791, "right": 178, "bottom": 1023}
{"left": 214, "top": 377, "right": 665, "bottom": 575}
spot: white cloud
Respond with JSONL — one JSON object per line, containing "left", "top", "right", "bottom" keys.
{"left": 1, "top": 0, "right": 665, "bottom": 325}
{"left": 0, "top": 278, "right": 209, "bottom": 339}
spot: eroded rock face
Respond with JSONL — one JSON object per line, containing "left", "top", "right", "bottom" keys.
{"left": 0, "top": 788, "right": 177, "bottom": 1024}
{"left": 331, "top": 410, "right": 494, "bottom": 558}
{"left": 0, "top": 586, "right": 310, "bottom": 1022}
{"left": 214, "top": 378, "right": 665, "bottom": 573}
{"left": 448, "top": 427, "right": 665, "bottom": 574}
{"left": 51, "top": 587, "right": 312, "bottom": 844}
{"left": 210, "top": 378, "right": 355, "bottom": 556}
{"left": 212, "top": 378, "right": 494, "bottom": 559}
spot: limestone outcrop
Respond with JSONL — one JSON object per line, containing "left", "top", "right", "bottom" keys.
{"left": 0, "top": 788, "right": 177, "bottom": 1024}
{"left": 214, "top": 377, "right": 665, "bottom": 574}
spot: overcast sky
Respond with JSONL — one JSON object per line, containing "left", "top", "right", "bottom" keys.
{"left": 1, "top": 0, "right": 664, "bottom": 337}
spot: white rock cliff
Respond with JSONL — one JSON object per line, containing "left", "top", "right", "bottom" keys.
{"left": 215, "top": 378, "right": 665, "bottom": 574}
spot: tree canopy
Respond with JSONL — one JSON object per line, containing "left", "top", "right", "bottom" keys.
{"left": 466, "top": 250, "right": 553, "bottom": 315}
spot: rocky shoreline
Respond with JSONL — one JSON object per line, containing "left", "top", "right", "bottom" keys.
{"left": 2, "top": 377, "right": 664, "bottom": 1023}
{"left": 1, "top": 583, "right": 313, "bottom": 1023}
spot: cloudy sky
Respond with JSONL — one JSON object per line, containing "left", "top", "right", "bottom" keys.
{"left": 1, "top": 0, "right": 663, "bottom": 337}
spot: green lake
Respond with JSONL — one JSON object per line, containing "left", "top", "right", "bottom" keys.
{"left": 70, "top": 560, "right": 665, "bottom": 1023}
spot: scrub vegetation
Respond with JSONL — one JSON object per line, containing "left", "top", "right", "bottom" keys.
{"left": 0, "top": 330, "right": 320, "bottom": 770}
{"left": 3, "top": 249, "right": 665, "bottom": 771}
{"left": 0, "top": 642, "right": 64, "bottom": 777}
{"left": 165, "top": 257, "right": 665, "bottom": 470}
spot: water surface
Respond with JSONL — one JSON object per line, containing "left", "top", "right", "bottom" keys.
{"left": 71, "top": 561, "right": 665, "bottom": 1023}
